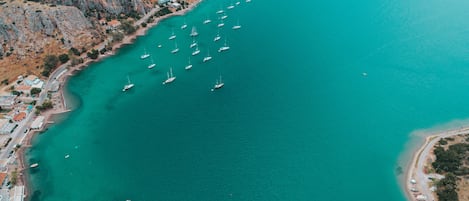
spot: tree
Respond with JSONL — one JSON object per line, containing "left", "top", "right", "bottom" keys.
{"left": 87, "top": 49, "right": 99, "bottom": 59}
{"left": 42, "top": 54, "right": 59, "bottom": 77}
{"left": 69, "top": 47, "right": 81, "bottom": 56}
{"left": 436, "top": 173, "right": 459, "bottom": 201}
{"left": 58, "top": 54, "right": 69, "bottom": 64}
{"left": 36, "top": 100, "right": 53, "bottom": 111}
{"left": 120, "top": 20, "right": 136, "bottom": 35}
{"left": 110, "top": 32, "right": 124, "bottom": 43}
{"left": 11, "top": 90, "right": 20, "bottom": 96}
{"left": 30, "top": 88, "right": 41, "bottom": 95}
{"left": 141, "top": 22, "right": 147, "bottom": 28}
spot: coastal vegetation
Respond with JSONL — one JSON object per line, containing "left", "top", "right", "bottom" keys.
{"left": 42, "top": 55, "right": 59, "bottom": 77}
{"left": 36, "top": 100, "right": 53, "bottom": 112}
{"left": 87, "top": 49, "right": 99, "bottom": 60}
{"left": 431, "top": 135, "right": 469, "bottom": 201}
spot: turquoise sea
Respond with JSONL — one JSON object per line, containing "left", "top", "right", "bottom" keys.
{"left": 26, "top": 0, "right": 469, "bottom": 200}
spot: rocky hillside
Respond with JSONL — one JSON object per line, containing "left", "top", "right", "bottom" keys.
{"left": 0, "top": 0, "right": 156, "bottom": 83}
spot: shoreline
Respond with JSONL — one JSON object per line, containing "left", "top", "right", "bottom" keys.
{"left": 17, "top": 1, "right": 202, "bottom": 199}
{"left": 404, "top": 126, "right": 469, "bottom": 201}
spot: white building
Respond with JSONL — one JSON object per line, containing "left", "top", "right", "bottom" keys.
{"left": 11, "top": 185, "right": 25, "bottom": 201}
{"left": 0, "top": 123, "right": 17, "bottom": 134}
{"left": 31, "top": 116, "right": 45, "bottom": 130}
{"left": 0, "top": 96, "right": 16, "bottom": 110}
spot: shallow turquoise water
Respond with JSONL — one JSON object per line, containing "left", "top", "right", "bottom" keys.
{"left": 27, "top": 0, "right": 469, "bottom": 200}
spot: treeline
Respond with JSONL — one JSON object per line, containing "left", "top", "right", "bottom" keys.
{"left": 432, "top": 140, "right": 469, "bottom": 201}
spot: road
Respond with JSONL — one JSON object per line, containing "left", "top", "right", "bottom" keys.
{"left": 410, "top": 127, "right": 469, "bottom": 201}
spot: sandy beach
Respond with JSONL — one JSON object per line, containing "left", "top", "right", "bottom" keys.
{"left": 405, "top": 126, "right": 469, "bottom": 201}
{"left": 16, "top": 1, "right": 202, "bottom": 198}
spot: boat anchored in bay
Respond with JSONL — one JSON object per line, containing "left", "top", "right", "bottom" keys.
{"left": 148, "top": 57, "right": 156, "bottom": 69}
{"left": 163, "top": 68, "right": 176, "bottom": 84}
{"left": 192, "top": 45, "right": 201, "bottom": 56}
{"left": 203, "top": 49, "right": 212, "bottom": 62}
{"left": 122, "top": 76, "right": 134, "bottom": 92}
{"left": 232, "top": 20, "right": 242, "bottom": 30}
{"left": 211, "top": 75, "right": 225, "bottom": 91}
{"left": 218, "top": 39, "right": 230, "bottom": 52}
{"left": 140, "top": 48, "right": 150, "bottom": 59}
{"left": 171, "top": 42, "right": 180, "bottom": 54}
{"left": 185, "top": 57, "right": 193, "bottom": 70}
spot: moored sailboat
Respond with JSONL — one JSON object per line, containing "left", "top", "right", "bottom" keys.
{"left": 148, "top": 57, "right": 156, "bottom": 69}
{"left": 169, "top": 29, "right": 176, "bottom": 40}
{"left": 212, "top": 75, "right": 225, "bottom": 91}
{"left": 140, "top": 48, "right": 150, "bottom": 59}
{"left": 171, "top": 42, "right": 180, "bottom": 54}
{"left": 162, "top": 68, "right": 176, "bottom": 84}
{"left": 203, "top": 49, "right": 212, "bottom": 62}
{"left": 192, "top": 45, "right": 201, "bottom": 56}
{"left": 218, "top": 39, "right": 230, "bottom": 52}
{"left": 122, "top": 76, "right": 135, "bottom": 92}
{"left": 190, "top": 26, "right": 199, "bottom": 37}
{"left": 185, "top": 57, "right": 193, "bottom": 70}
{"left": 232, "top": 20, "right": 242, "bottom": 30}
{"left": 190, "top": 39, "right": 197, "bottom": 48}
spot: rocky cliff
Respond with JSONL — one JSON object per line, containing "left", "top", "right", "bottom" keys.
{"left": 0, "top": 0, "right": 155, "bottom": 82}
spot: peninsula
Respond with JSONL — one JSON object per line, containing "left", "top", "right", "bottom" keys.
{"left": 406, "top": 127, "right": 469, "bottom": 201}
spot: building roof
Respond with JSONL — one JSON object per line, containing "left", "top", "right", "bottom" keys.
{"left": 25, "top": 75, "right": 37, "bottom": 82}
{"left": 99, "top": 19, "right": 107, "bottom": 25}
{"left": 0, "top": 123, "right": 16, "bottom": 134}
{"left": 108, "top": 20, "right": 121, "bottom": 27}
{"left": 0, "top": 173, "right": 6, "bottom": 185}
{"left": 15, "top": 85, "right": 31, "bottom": 92}
{"left": 12, "top": 186, "right": 24, "bottom": 201}
{"left": 0, "top": 96, "right": 16, "bottom": 107}
{"left": 13, "top": 112, "right": 26, "bottom": 122}
{"left": 0, "top": 119, "right": 7, "bottom": 129}
{"left": 31, "top": 116, "right": 45, "bottom": 129}
{"left": 31, "top": 81, "right": 44, "bottom": 89}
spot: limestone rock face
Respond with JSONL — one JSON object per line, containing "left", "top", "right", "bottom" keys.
{"left": 39, "top": 0, "right": 152, "bottom": 16}
{"left": 0, "top": 2, "right": 99, "bottom": 57}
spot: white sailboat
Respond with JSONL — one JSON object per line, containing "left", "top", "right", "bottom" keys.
{"left": 190, "top": 38, "right": 197, "bottom": 48}
{"left": 212, "top": 75, "right": 225, "bottom": 91}
{"left": 227, "top": 4, "right": 235, "bottom": 9}
{"left": 203, "top": 15, "right": 212, "bottom": 24}
{"left": 148, "top": 57, "right": 156, "bottom": 69}
{"left": 169, "top": 29, "right": 176, "bottom": 40}
{"left": 232, "top": 20, "right": 242, "bottom": 30}
{"left": 192, "top": 45, "right": 201, "bottom": 56}
{"left": 181, "top": 19, "right": 188, "bottom": 29}
{"left": 217, "top": 19, "right": 225, "bottom": 28}
{"left": 246, "top": 0, "right": 251, "bottom": 2}
{"left": 214, "top": 30, "right": 221, "bottom": 42}
{"left": 185, "top": 57, "right": 193, "bottom": 70}
{"left": 216, "top": 9, "right": 224, "bottom": 14}
{"left": 122, "top": 76, "right": 134, "bottom": 92}
{"left": 190, "top": 26, "right": 199, "bottom": 37}
{"left": 162, "top": 68, "right": 176, "bottom": 84}
{"left": 171, "top": 42, "right": 179, "bottom": 54}
{"left": 221, "top": 15, "right": 228, "bottom": 20}
{"left": 235, "top": 1, "right": 241, "bottom": 5}
{"left": 203, "top": 49, "right": 212, "bottom": 62}
{"left": 140, "top": 48, "right": 150, "bottom": 59}
{"left": 218, "top": 39, "right": 230, "bottom": 52}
